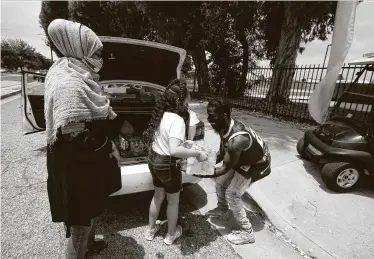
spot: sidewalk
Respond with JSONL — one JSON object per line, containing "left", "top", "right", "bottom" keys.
{"left": 1, "top": 81, "right": 42, "bottom": 99}
{"left": 187, "top": 101, "right": 374, "bottom": 259}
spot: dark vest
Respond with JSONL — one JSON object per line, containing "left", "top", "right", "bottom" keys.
{"left": 222, "top": 119, "right": 267, "bottom": 167}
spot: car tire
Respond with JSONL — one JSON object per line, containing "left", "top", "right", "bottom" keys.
{"left": 321, "top": 162, "right": 362, "bottom": 193}
{"left": 297, "top": 137, "right": 307, "bottom": 159}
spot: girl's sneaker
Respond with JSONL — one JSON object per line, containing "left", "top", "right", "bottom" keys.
{"left": 164, "top": 225, "right": 182, "bottom": 245}
{"left": 145, "top": 221, "right": 161, "bottom": 241}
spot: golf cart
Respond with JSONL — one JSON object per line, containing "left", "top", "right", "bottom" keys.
{"left": 297, "top": 57, "right": 374, "bottom": 192}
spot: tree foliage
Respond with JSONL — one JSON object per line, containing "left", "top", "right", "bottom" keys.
{"left": 38, "top": 1, "right": 338, "bottom": 99}
{"left": 263, "top": 1, "right": 337, "bottom": 66}
{"left": 1, "top": 39, "right": 52, "bottom": 71}
{"left": 261, "top": 1, "right": 337, "bottom": 103}
{"left": 204, "top": 1, "right": 265, "bottom": 97}
{"left": 39, "top": 0, "right": 69, "bottom": 57}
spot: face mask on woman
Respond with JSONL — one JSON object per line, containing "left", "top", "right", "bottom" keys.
{"left": 82, "top": 57, "right": 103, "bottom": 73}
{"left": 79, "top": 24, "right": 103, "bottom": 73}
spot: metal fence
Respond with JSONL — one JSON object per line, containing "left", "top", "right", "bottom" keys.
{"left": 192, "top": 64, "right": 374, "bottom": 124}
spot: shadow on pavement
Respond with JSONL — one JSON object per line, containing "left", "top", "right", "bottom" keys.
{"left": 91, "top": 187, "right": 223, "bottom": 258}
{"left": 34, "top": 146, "right": 47, "bottom": 156}
{"left": 208, "top": 208, "right": 265, "bottom": 235}
{"left": 99, "top": 190, "right": 203, "bottom": 231}
{"left": 178, "top": 213, "right": 221, "bottom": 256}
{"left": 88, "top": 234, "right": 145, "bottom": 259}
{"left": 181, "top": 183, "right": 208, "bottom": 210}
{"left": 301, "top": 156, "right": 374, "bottom": 199}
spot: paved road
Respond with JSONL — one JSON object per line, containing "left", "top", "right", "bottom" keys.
{"left": 1, "top": 96, "right": 242, "bottom": 259}
{"left": 1, "top": 73, "right": 37, "bottom": 99}
{"left": 1, "top": 73, "right": 35, "bottom": 83}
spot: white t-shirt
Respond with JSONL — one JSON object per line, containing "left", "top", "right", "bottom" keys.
{"left": 152, "top": 112, "right": 186, "bottom": 156}
{"left": 189, "top": 110, "right": 200, "bottom": 127}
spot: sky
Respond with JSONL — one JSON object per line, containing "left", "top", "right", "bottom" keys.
{"left": 1, "top": 0, "right": 374, "bottom": 66}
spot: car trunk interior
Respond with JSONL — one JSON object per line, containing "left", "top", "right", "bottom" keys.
{"left": 106, "top": 85, "right": 160, "bottom": 165}
{"left": 111, "top": 113, "right": 152, "bottom": 165}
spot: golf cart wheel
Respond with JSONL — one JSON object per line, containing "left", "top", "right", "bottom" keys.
{"left": 321, "top": 162, "right": 361, "bottom": 193}
{"left": 296, "top": 137, "right": 306, "bottom": 159}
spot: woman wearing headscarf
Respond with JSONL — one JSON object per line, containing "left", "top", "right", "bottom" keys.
{"left": 45, "top": 19, "right": 121, "bottom": 259}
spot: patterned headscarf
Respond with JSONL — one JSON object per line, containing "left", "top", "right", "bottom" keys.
{"left": 45, "top": 19, "right": 116, "bottom": 145}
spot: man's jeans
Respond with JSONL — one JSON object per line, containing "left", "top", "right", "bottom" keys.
{"left": 214, "top": 170, "right": 253, "bottom": 231}
{"left": 66, "top": 219, "right": 96, "bottom": 259}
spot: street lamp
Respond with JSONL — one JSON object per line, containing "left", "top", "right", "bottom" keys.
{"left": 322, "top": 44, "right": 332, "bottom": 68}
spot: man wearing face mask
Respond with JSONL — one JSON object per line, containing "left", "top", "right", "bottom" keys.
{"left": 45, "top": 19, "right": 121, "bottom": 259}
{"left": 194, "top": 99, "right": 271, "bottom": 245}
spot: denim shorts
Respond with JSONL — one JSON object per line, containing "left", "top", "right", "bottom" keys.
{"left": 148, "top": 149, "right": 182, "bottom": 194}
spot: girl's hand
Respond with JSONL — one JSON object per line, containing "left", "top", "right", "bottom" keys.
{"left": 197, "top": 151, "right": 208, "bottom": 162}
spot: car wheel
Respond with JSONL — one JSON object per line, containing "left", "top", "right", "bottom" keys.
{"left": 297, "top": 137, "right": 307, "bottom": 159}
{"left": 321, "top": 162, "right": 362, "bottom": 193}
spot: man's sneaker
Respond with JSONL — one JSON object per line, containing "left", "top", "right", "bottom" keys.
{"left": 227, "top": 229, "right": 255, "bottom": 245}
{"left": 164, "top": 225, "right": 182, "bottom": 245}
{"left": 145, "top": 221, "right": 161, "bottom": 241}
{"left": 205, "top": 207, "right": 229, "bottom": 220}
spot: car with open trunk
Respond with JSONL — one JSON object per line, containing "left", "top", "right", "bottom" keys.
{"left": 21, "top": 37, "right": 201, "bottom": 196}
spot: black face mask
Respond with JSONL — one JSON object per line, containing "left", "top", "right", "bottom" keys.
{"left": 207, "top": 116, "right": 224, "bottom": 133}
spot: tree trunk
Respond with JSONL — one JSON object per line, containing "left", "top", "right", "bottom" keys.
{"left": 193, "top": 69, "right": 197, "bottom": 93}
{"left": 191, "top": 49, "right": 211, "bottom": 94}
{"left": 238, "top": 28, "right": 249, "bottom": 97}
{"left": 267, "top": 2, "right": 302, "bottom": 103}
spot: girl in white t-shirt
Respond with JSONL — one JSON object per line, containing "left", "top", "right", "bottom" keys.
{"left": 143, "top": 79, "right": 207, "bottom": 245}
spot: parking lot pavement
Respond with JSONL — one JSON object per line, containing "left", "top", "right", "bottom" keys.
{"left": 1, "top": 94, "right": 241, "bottom": 259}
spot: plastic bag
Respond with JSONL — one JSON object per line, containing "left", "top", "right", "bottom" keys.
{"left": 129, "top": 136, "right": 147, "bottom": 157}
{"left": 114, "top": 135, "right": 130, "bottom": 157}
{"left": 184, "top": 142, "right": 216, "bottom": 176}
{"left": 114, "top": 135, "right": 147, "bottom": 158}
{"left": 120, "top": 120, "right": 135, "bottom": 136}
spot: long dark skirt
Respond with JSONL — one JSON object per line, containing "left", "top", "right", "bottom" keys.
{"left": 47, "top": 130, "right": 121, "bottom": 237}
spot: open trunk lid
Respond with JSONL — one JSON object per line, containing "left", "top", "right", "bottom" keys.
{"left": 99, "top": 37, "right": 186, "bottom": 87}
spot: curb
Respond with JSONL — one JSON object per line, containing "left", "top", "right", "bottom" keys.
{"left": 1, "top": 82, "right": 43, "bottom": 100}
{"left": 247, "top": 184, "right": 335, "bottom": 259}
{"left": 1, "top": 90, "right": 21, "bottom": 100}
